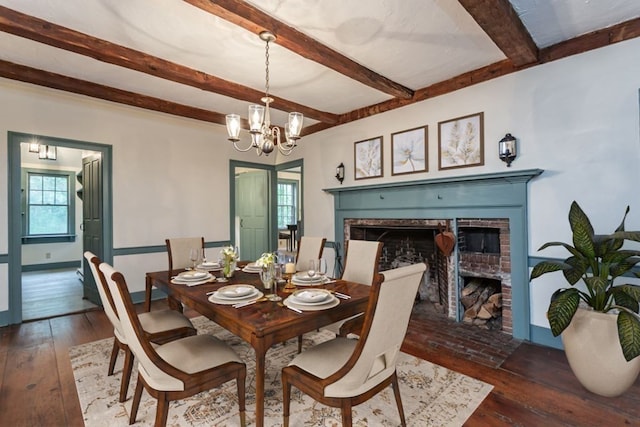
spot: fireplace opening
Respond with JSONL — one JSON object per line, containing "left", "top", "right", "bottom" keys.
{"left": 461, "top": 277, "right": 502, "bottom": 330}
{"left": 459, "top": 227, "right": 500, "bottom": 254}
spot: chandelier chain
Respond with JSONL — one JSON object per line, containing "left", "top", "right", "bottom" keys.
{"left": 264, "top": 38, "right": 270, "bottom": 99}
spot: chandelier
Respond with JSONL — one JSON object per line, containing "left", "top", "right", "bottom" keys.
{"left": 225, "top": 31, "right": 303, "bottom": 156}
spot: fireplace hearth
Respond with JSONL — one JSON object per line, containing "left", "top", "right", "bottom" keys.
{"left": 345, "top": 217, "right": 512, "bottom": 335}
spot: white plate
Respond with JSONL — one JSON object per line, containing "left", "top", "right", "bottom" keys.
{"left": 292, "top": 276, "right": 330, "bottom": 286}
{"left": 242, "top": 267, "right": 262, "bottom": 273}
{"left": 208, "top": 290, "right": 264, "bottom": 305}
{"left": 292, "top": 289, "right": 331, "bottom": 304}
{"left": 198, "top": 263, "right": 221, "bottom": 271}
{"left": 292, "top": 273, "right": 324, "bottom": 283}
{"left": 284, "top": 296, "right": 340, "bottom": 311}
{"left": 176, "top": 270, "right": 208, "bottom": 281}
{"left": 218, "top": 284, "right": 255, "bottom": 298}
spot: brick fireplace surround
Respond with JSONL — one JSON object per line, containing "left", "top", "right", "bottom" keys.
{"left": 326, "top": 169, "right": 543, "bottom": 341}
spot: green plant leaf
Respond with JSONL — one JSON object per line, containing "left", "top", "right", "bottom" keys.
{"left": 603, "top": 206, "right": 630, "bottom": 253}
{"left": 562, "top": 256, "right": 588, "bottom": 285}
{"left": 530, "top": 261, "right": 571, "bottom": 280}
{"left": 611, "top": 258, "right": 640, "bottom": 278}
{"left": 548, "top": 288, "right": 580, "bottom": 336}
{"left": 569, "top": 201, "right": 595, "bottom": 259}
{"left": 617, "top": 311, "right": 640, "bottom": 361}
{"left": 612, "top": 287, "right": 640, "bottom": 312}
{"left": 538, "top": 241, "right": 582, "bottom": 259}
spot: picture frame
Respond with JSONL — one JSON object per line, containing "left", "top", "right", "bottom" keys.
{"left": 354, "top": 136, "right": 383, "bottom": 180}
{"left": 438, "top": 112, "right": 484, "bottom": 170}
{"left": 391, "top": 125, "right": 428, "bottom": 176}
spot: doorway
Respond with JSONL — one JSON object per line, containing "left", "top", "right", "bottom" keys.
{"left": 229, "top": 159, "right": 303, "bottom": 260}
{"left": 7, "top": 132, "right": 113, "bottom": 324}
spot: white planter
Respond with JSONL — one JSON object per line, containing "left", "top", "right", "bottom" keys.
{"left": 561, "top": 307, "right": 640, "bottom": 397}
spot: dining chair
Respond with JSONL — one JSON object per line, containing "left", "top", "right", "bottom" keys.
{"left": 144, "top": 236, "right": 205, "bottom": 311}
{"left": 282, "top": 262, "right": 426, "bottom": 427}
{"left": 84, "top": 251, "right": 197, "bottom": 403}
{"left": 294, "top": 236, "right": 327, "bottom": 271}
{"left": 322, "top": 240, "right": 383, "bottom": 337}
{"left": 99, "top": 262, "right": 247, "bottom": 427}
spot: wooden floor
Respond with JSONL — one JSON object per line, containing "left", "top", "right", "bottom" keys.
{"left": 22, "top": 268, "right": 99, "bottom": 321}
{"left": 1, "top": 299, "right": 639, "bottom": 426}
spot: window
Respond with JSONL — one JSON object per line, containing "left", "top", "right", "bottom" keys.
{"left": 277, "top": 181, "right": 297, "bottom": 229}
{"left": 22, "top": 169, "right": 76, "bottom": 243}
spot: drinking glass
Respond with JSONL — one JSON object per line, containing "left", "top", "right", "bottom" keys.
{"left": 260, "top": 265, "right": 273, "bottom": 290}
{"left": 189, "top": 248, "right": 199, "bottom": 270}
{"left": 201, "top": 248, "right": 207, "bottom": 264}
{"left": 307, "top": 259, "right": 319, "bottom": 278}
{"left": 318, "top": 258, "right": 328, "bottom": 276}
{"left": 270, "top": 264, "right": 283, "bottom": 301}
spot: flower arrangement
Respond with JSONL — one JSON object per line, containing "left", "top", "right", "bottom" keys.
{"left": 220, "top": 245, "right": 238, "bottom": 278}
{"left": 256, "top": 252, "right": 277, "bottom": 268}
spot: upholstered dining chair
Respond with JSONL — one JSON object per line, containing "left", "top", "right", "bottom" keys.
{"left": 282, "top": 262, "right": 426, "bottom": 427}
{"left": 144, "top": 237, "right": 205, "bottom": 311}
{"left": 297, "top": 240, "right": 382, "bottom": 353}
{"left": 99, "top": 262, "right": 247, "bottom": 427}
{"left": 322, "top": 240, "right": 383, "bottom": 337}
{"left": 84, "top": 252, "right": 196, "bottom": 403}
{"left": 294, "top": 236, "right": 327, "bottom": 271}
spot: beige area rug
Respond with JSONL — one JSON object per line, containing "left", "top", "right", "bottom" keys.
{"left": 70, "top": 317, "right": 492, "bottom": 426}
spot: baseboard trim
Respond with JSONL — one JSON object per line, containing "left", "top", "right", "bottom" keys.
{"left": 22, "top": 261, "right": 81, "bottom": 272}
{"left": 530, "top": 324, "right": 563, "bottom": 350}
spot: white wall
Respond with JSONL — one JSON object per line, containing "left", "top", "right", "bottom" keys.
{"left": 1, "top": 37, "right": 639, "bottom": 332}
{"left": 291, "top": 37, "right": 640, "bottom": 329}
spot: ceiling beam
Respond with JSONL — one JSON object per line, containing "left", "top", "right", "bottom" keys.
{"left": 0, "top": 5, "right": 338, "bottom": 125}
{"left": 458, "top": 0, "right": 538, "bottom": 66}
{"left": 0, "top": 59, "right": 230, "bottom": 125}
{"left": 182, "top": 0, "right": 415, "bottom": 100}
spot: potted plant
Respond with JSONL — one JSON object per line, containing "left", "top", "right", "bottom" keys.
{"left": 530, "top": 201, "right": 640, "bottom": 397}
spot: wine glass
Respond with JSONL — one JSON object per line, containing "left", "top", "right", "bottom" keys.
{"left": 189, "top": 248, "right": 199, "bottom": 270}
{"left": 318, "top": 258, "right": 328, "bottom": 276}
{"left": 307, "top": 259, "right": 318, "bottom": 278}
{"left": 201, "top": 248, "right": 207, "bottom": 265}
{"left": 270, "top": 264, "right": 283, "bottom": 301}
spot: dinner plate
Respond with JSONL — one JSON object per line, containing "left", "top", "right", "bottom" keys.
{"left": 284, "top": 295, "right": 340, "bottom": 311}
{"left": 292, "top": 289, "right": 331, "bottom": 304}
{"left": 242, "top": 266, "right": 262, "bottom": 273}
{"left": 198, "top": 262, "right": 221, "bottom": 271}
{"left": 175, "top": 271, "right": 210, "bottom": 281}
{"left": 292, "top": 273, "right": 324, "bottom": 283}
{"left": 218, "top": 284, "right": 255, "bottom": 298}
{"left": 208, "top": 290, "right": 264, "bottom": 305}
{"left": 291, "top": 276, "right": 329, "bottom": 286}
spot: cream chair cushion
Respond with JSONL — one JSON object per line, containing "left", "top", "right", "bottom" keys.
{"left": 295, "top": 236, "right": 326, "bottom": 271}
{"left": 167, "top": 237, "right": 203, "bottom": 270}
{"left": 290, "top": 262, "right": 426, "bottom": 398}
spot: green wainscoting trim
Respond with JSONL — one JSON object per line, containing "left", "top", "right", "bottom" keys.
{"left": 326, "top": 169, "right": 543, "bottom": 341}
{"left": 530, "top": 325, "right": 563, "bottom": 350}
{"left": 22, "top": 261, "right": 81, "bottom": 272}
{"left": 0, "top": 310, "right": 9, "bottom": 327}
{"left": 113, "top": 240, "right": 232, "bottom": 257}
{"left": 0, "top": 253, "right": 7, "bottom": 263}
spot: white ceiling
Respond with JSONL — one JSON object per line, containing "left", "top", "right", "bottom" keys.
{"left": 1, "top": 0, "right": 639, "bottom": 130}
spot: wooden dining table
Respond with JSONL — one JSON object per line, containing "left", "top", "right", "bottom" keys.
{"left": 145, "top": 267, "right": 371, "bottom": 427}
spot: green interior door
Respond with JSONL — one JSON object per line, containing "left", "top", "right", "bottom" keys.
{"left": 236, "top": 170, "right": 269, "bottom": 261}
{"left": 82, "top": 153, "right": 103, "bottom": 305}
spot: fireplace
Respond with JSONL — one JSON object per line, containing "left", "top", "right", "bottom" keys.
{"left": 344, "top": 217, "right": 513, "bottom": 335}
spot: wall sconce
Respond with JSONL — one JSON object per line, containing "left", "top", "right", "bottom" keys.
{"left": 335, "top": 162, "right": 345, "bottom": 184}
{"left": 38, "top": 145, "right": 57, "bottom": 160}
{"left": 498, "top": 133, "right": 517, "bottom": 167}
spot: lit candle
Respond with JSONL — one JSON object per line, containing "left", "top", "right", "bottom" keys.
{"left": 285, "top": 262, "right": 296, "bottom": 274}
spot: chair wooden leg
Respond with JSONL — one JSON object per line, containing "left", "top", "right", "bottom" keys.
{"left": 107, "top": 338, "right": 119, "bottom": 376}
{"left": 119, "top": 347, "right": 134, "bottom": 402}
{"left": 282, "top": 370, "right": 291, "bottom": 427}
{"left": 129, "top": 377, "right": 144, "bottom": 425}
{"left": 297, "top": 334, "right": 303, "bottom": 353}
{"left": 144, "top": 282, "right": 152, "bottom": 312}
{"left": 237, "top": 368, "right": 246, "bottom": 427}
{"left": 391, "top": 371, "right": 407, "bottom": 427}
{"left": 154, "top": 392, "right": 170, "bottom": 427}
{"left": 341, "top": 401, "right": 353, "bottom": 427}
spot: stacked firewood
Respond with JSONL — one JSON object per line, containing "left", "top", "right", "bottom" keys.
{"left": 461, "top": 279, "right": 502, "bottom": 329}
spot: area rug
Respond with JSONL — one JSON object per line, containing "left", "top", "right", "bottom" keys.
{"left": 70, "top": 316, "right": 492, "bottom": 426}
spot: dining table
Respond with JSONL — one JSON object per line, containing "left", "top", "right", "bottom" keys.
{"left": 145, "top": 266, "right": 371, "bottom": 427}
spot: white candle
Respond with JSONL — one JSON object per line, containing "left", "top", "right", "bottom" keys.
{"left": 285, "top": 262, "right": 296, "bottom": 274}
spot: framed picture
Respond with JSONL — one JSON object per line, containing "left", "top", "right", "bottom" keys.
{"left": 391, "top": 125, "right": 428, "bottom": 176}
{"left": 354, "top": 136, "right": 383, "bottom": 180}
{"left": 438, "top": 112, "right": 484, "bottom": 170}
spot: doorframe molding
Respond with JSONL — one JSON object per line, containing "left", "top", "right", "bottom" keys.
{"left": 7, "top": 132, "right": 113, "bottom": 324}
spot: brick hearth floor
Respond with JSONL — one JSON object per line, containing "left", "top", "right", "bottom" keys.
{"left": 409, "top": 299, "right": 522, "bottom": 368}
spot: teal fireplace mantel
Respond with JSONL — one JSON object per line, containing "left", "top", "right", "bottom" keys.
{"left": 324, "top": 168, "right": 543, "bottom": 341}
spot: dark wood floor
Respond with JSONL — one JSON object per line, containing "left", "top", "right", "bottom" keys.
{"left": 1, "top": 299, "right": 639, "bottom": 426}
{"left": 22, "top": 268, "right": 99, "bottom": 321}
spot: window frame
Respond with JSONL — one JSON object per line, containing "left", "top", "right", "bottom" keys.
{"left": 21, "top": 168, "right": 77, "bottom": 244}
{"left": 277, "top": 179, "right": 298, "bottom": 230}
